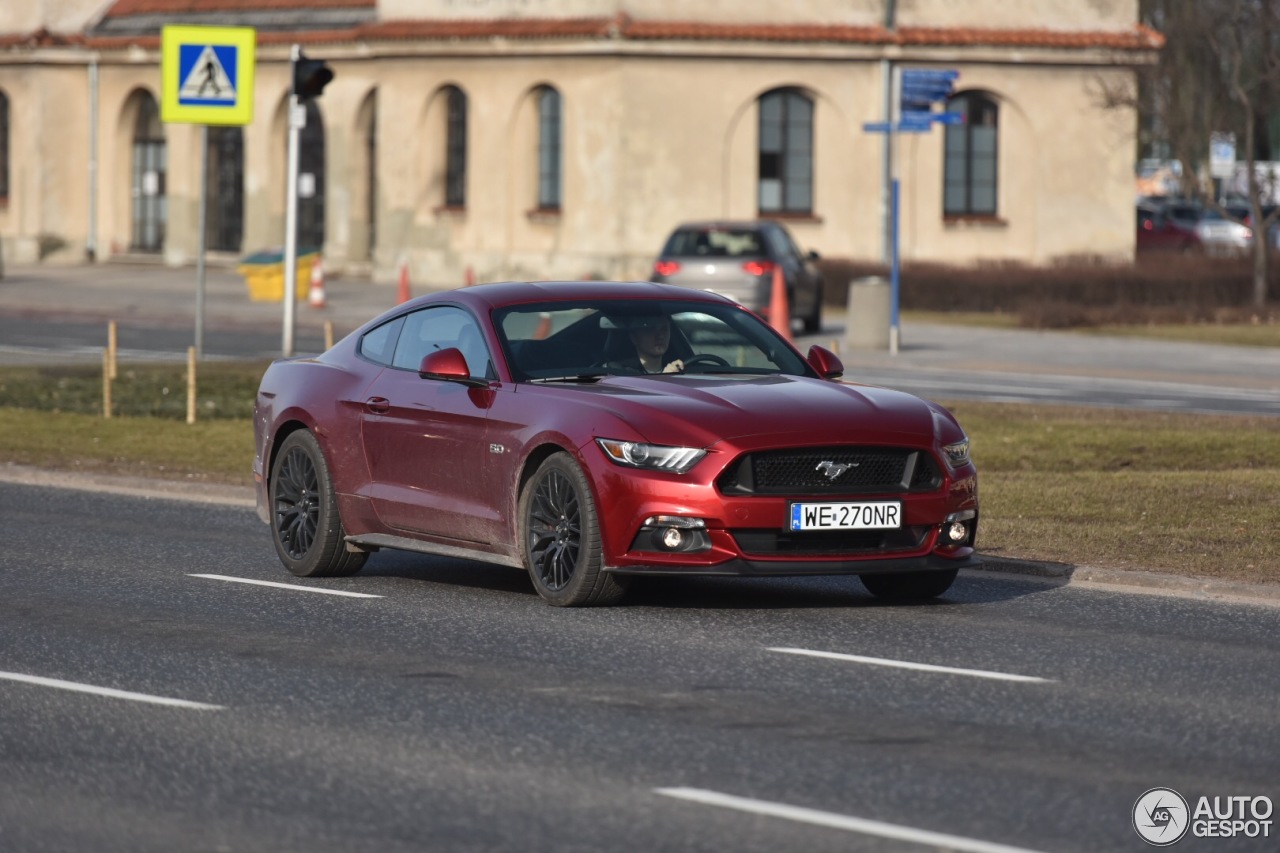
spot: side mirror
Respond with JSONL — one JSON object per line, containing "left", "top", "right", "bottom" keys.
{"left": 806, "top": 249, "right": 821, "bottom": 261}
{"left": 806, "top": 345, "right": 844, "bottom": 380}
{"left": 419, "top": 348, "right": 487, "bottom": 387}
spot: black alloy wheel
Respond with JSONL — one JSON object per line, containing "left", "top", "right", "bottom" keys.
{"left": 520, "top": 452, "right": 629, "bottom": 606}
{"left": 270, "top": 430, "right": 367, "bottom": 578}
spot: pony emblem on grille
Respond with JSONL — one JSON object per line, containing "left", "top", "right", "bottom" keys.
{"left": 816, "top": 460, "right": 858, "bottom": 480}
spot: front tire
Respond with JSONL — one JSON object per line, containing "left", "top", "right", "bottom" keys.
{"left": 519, "top": 452, "right": 629, "bottom": 607}
{"left": 269, "top": 430, "right": 367, "bottom": 578}
{"left": 860, "top": 568, "right": 957, "bottom": 601}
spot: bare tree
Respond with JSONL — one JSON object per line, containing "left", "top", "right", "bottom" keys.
{"left": 1207, "top": 0, "right": 1280, "bottom": 307}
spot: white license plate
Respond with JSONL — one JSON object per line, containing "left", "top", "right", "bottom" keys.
{"left": 789, "top": 501, "right": 902, "bottom": 531}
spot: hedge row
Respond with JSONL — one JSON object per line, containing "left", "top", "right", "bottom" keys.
{"left": 817, "top": 255, "right": 1280, "bottom": 328}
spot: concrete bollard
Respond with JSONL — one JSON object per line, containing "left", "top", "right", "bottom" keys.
{"left": 844, "top": 276, "right": 892, "bottom": 351}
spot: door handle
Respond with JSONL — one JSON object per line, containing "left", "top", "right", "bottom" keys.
{"left": 365, "top": 396, "right": 390, "bottom": 414}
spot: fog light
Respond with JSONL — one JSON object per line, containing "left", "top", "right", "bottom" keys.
{"left": 947, "top": 521, "right": 968, "bottom": 543}
{"left": 636, "top": 515, "right": 711, "bottom": 553}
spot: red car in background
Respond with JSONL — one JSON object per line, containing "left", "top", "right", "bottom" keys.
{"left": 254, "top": 282, "right": 979, "bottom": 606}
{"left": 1137, "top": 202, "right": 1202, "bottom": 253}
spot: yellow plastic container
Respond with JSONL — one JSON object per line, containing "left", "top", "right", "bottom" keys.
{"left": 238, "top": 250, "right": 317, "bottom": 302}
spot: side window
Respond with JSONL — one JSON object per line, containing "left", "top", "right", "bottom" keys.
{"left": 757, "top": 88, "right": 814, "bottom": 215}
{"left": 944, "top": 91, "right": 999, "bottom": 217}
{"left": 358, "top": 315, "right": 405, "bottom": 366}
{"left": 391, "top": 306, "right": 490, "bottom": 377}
{"left": 445, "top": 86, "right": 467, "bottom": 208}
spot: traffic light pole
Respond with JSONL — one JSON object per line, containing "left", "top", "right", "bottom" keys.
{"left": 889, "top": 64, "right": 902, "bottom": 356}
{"left": 282, "top": 45, "right": 303, "bottom": 358}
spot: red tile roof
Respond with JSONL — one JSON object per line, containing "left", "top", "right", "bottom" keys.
{"left": 104, "top": 0, "right": 372, "bottom": 12}
{"left": 8, "top": 10, "right": 1164, "bottom": 53}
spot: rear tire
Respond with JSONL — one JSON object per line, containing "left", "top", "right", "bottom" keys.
{"left": 860, "top": 568, "right": 957, "bottom": 601}
{"left": 519, "top": 452, "right": 629, "bottom": 607}
{"left": 269, "top": 430, "right": 367, "bottom": 578}
{"left": 802, "top": 281, "right": 824, "bottom": 334}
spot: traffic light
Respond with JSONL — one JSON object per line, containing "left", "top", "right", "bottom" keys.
{"left": 293, "top": 50, "right": 333, "bottom": 100}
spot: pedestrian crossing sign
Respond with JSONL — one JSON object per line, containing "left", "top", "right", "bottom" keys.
{"left": 161, "top": 26, "right": 255, "bottom": 126}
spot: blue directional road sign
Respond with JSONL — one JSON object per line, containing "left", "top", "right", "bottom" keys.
{"left": 900, "top": 68, "right": 959, "bottom": 127}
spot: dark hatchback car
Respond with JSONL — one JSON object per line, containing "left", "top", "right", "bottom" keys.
{"left": 650, "top": 220, "right": 824, "bottom": 333}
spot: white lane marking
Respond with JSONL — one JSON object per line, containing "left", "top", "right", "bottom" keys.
{"left": 655, "top": 788, "right": 1050, "bottom": 853}
{"left": 189, "top": 574, "right": 384, "bottom": 598}
{"left": 0, "top": 671, "right": 224, "bottom": 710}
{"left": 768, "top": 647, "right": 1052, "bottom": 683}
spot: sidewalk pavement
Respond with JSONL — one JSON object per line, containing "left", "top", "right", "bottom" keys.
{"left": 0, "top": 261, "right": 407, "bottom": 340}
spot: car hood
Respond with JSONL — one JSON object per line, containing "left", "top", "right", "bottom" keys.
{"left": 524, "top": 374, "right": 940, "bottom": 448}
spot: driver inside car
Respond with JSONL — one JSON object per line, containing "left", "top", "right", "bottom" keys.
{"left": 620, "top": 315, "right": 685, "bottom": 374}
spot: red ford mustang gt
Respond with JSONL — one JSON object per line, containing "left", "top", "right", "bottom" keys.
{"left": 253, "top": 281, "right": 979, "bottom": 606}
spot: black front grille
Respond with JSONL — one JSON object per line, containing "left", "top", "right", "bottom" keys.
{"left": 718, "top": 447, "right": 941, "bottom": 495}
{"left": 731, "top": 526, "right": 929, "bottom": 556}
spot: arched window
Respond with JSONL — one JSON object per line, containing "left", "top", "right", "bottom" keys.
{"left": 445, "top": 86, "right": 467, "bottom": 208}
{"left": 0, "top": 90, "right": 9, "bottom": 203}
{"left": 944, "top": 92, "right": 999, "bottom": 216}
{"left": 206, "top": 126, "right": 243, "bottom": 252}
{"left": 297, "top": 100, "right": 326, "bottom": 251}
{"left": 131, "top": 93, "right": 166, "bottom": 252}
{"left": 537, "top": 87, "right": 562, "bottom": 210}
{"left": 758, "top": 88, "right": 813, "bottom": 215}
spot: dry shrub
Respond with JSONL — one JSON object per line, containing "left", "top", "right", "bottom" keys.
{"left": 816, "top": 254, "right": 1280, "bottom": 326}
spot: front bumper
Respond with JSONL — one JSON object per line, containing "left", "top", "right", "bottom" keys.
{"left": 605, "top": 550, "right": 980, "bottom": 577}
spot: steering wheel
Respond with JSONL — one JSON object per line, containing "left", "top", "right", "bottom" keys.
{"left": 680, "top": 353, "right": 732, "bottom": 371}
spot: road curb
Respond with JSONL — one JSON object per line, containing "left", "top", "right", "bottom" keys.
{"left": 967, "top": 556, "right": 1280, "bottom": 607}
{"left": 2, "top": 463, "right": 1277, "bottom": 606}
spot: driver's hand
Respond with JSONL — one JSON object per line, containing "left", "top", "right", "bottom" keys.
{"left": 662, "top": 359, "right": 684, "bottom": 373}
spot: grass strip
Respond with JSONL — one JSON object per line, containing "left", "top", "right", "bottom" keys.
{"left": 1, "top": 362, "right": 1276, "bottom": 583}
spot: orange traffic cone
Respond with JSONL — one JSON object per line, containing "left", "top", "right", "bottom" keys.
{"left": 767, "top": 265, "right": 791, "bottom": 341}
{"left": 532, "top": 312, "right": 553, "bottom": 340}
{"left": 397, "top": 261, "right": 411, "bottom": 305}
{"left": 464, "top": 265, "right": 476, "bottom": 287}
{"left": 308, "top": 257, "right": 327, "bottom": 308}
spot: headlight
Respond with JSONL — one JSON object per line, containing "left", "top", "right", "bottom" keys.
{"left": 596, "top": 438, "right": 706, "bottom": 474}
{"left": 942, "top": 438, "right": 970, "bottom": 467}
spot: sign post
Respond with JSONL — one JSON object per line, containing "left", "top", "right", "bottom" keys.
{"left": 161, "top": 25, "right": 255, "bottom": 360}
{"left": 862, "top": 68, "right": 959, "bottom": 355}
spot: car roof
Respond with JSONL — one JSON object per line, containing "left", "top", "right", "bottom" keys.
{"left": 666, "top": 219, "right": 780, "bottom": 232}
{"left": 401, "top": 280, "right": 739, "bottom": 313}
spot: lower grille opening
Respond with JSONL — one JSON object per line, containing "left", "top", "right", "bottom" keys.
{"left": 730, "top": 527, "right": 930, "bottom": 556}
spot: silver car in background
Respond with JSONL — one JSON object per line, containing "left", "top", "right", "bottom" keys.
{"left": 649, "top": 220, "right": 825, "bottom": 333}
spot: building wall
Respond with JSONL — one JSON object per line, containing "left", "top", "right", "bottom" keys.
{"left": 0, "top": 1, "right": 1151, "bottom": 278}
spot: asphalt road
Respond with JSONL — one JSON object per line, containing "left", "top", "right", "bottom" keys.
{"left": 2, "top": 482, "right": 1277, "bottom": 852}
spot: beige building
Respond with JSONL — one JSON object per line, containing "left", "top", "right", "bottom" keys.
{"left": 0, "top": 0, "right": 1159, "bottom": 283}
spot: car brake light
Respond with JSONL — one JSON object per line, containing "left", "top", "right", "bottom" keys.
{"left": 653, "top": 261, "right": 681, "bottom": 276}
{"left": 742, "top": 260, "right": 776, "bottom": 276}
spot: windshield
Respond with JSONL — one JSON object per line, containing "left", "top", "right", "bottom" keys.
{"left": 494, "top": 298, "right": 812, "bottom": 381}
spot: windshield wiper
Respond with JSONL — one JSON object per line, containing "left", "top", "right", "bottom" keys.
{"left": 528, "top": 372, "right": 607, "bottom": 384}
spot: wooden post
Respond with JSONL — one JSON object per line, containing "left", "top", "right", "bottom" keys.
{"left": 102, "top": 348, "right": 112, "bottom": 419}
{"left": 324, "top": 320, "right": 334, "bottom": 351}
{"left": 186, "top": 346, "right": 197, "bottom": 425}
{"left": 107, "top": 320, "right": 118, "bottom": 379}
